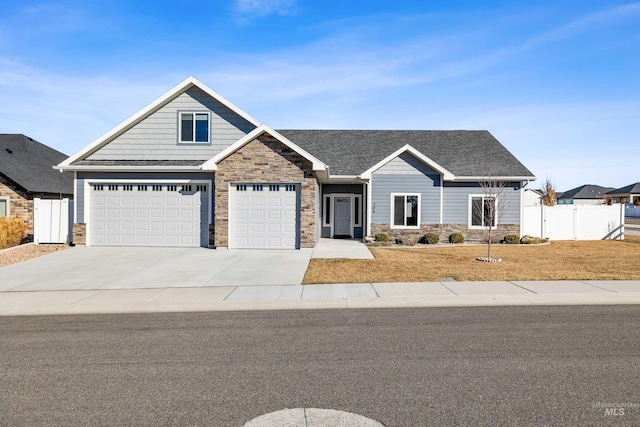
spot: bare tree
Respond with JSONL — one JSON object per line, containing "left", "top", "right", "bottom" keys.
{"left": 474, "top": 175, "right": 510, "bottom": 262}
{"left": 539, "top": 178, "right": 557, "bottom": 206}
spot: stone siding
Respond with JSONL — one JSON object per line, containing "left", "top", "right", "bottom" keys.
{"left": 371, "top": 223, "right": 521, "bottom": 244}
{"left": 214, "top": 134, "right": 318, "bottom": 248}
{"left": 0, "top": 176, "right": 34, "bottom": 242}
{"left": 72, "top": 223, "right": 87, "bottom": 245}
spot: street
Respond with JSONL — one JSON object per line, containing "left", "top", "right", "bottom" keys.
{"left": 1, "top": 306, "right": 639, "bottom": 426}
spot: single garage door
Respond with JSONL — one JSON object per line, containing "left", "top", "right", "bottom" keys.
{"left": 230, "top": 183, "right": 298, "bottom": 249}
{"left": 90, "top": 183, "right": 209, "bottom": 247}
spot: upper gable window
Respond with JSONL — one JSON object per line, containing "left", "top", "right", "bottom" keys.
{"left": 179, "top": 112, "right": 210, "bottom": 143}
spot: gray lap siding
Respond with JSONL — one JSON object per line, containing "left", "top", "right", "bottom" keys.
{"left": 442, "top": 182, "right": 521, "bottom": 225}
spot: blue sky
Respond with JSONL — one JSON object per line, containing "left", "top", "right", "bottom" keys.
{"left": 1, "top": 0, "right": 639, "bottom": 191}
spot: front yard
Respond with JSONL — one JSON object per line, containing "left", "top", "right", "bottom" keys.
{"left": 303, "top": 236, "right": 640, "bottom": 283}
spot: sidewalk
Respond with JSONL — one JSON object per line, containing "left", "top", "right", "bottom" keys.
{"left": 2, "top": 280, "right": 640, "bottom": 316}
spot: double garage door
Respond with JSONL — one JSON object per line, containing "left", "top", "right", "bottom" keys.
{"left": 229, "top": 183, "right": 299, "bottom": 249}
{"left": 90, "top": 183, "right": 209, "bottom": 247}
{"left": 90, "top": 182, "right": 299, "bottom": 249}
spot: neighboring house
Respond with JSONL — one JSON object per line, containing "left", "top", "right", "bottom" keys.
{"left": 557, "top": 184, "right": 613, "bottom": 205}
{"left": 0, "top": 134, "right": 74, "bottom": 241}
{"left": 605, "top": 182, "right": 640, "bottom": 205}
{"left": 56, "top": 77, "right": 536, "bottom": 249}
{"left": 523, "top": 188, "right": 543, "bottom": 206}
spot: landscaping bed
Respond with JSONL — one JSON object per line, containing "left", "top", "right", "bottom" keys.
{"left": 303, "top": 236, "right": 640, "bottom": 284}
{"left": 0, "top": 244, "right": 69, "bottom": 268}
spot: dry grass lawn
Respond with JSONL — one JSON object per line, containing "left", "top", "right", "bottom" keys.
{"left": 303, "top": 236, "right": 640, "bottom": 284}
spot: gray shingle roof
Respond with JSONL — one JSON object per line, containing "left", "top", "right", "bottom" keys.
{"left": 559, "top": 184, "right": 614, "bottom": 200}
{"left": 0, "top": 134, "right": 73, "bottom": 195}
{"left": 606, "top": 182, "right": 640, "bottom": 195}
{"left": 277, "top": 130, "right": 535, "bottom": 177}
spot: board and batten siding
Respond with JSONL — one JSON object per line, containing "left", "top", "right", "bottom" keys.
{"left": 75, "top": 172, "right": 214, "bottom": 223}
{"left": 370, "top": 153, "right": 441, "bottom": 225}
{"left": 85, "top": 87, "right": 256, "bottom": 161}
{"left": 442, "top": 182, "right": 521, "bottom": 224}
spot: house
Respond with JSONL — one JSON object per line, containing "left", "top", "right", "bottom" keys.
{"left": 56, "top": 77, "right": 535, "bottom": 249}
{"left": 605, "top": 182, "right": 640, "bottom": 205}
{"left": 557, "top": 184, "right": 613, "bottom": 205}
{"left": 0, "top": 134, "right": 74, "bottom": 241}
{"left": 523, "top": 188, "right": 543, "bottom": 206}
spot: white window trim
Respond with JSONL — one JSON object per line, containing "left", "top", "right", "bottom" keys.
{"left": 178, "top": 111, "right": 211, "bottom": 144}
{"left": 390, "top": 193, "right": 421, "bottom": 229}
{"left": 468, "top": 194, "right": 498, "bottom": 229}
{"left": 0, "top": 196, "right": 9, "bottom": 217}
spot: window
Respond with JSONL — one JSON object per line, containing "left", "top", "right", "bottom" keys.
{"left": 137, "top": 185, "right": 148, "bottom": 191}
{"left": 152, "top": 185, "right": 162, "bottom": 191}
{"left": 323, "top": 196, "right": 331, "bottom": 227}
{"left": 93, "top": 184, "right": 104, "bottom": 191}
{"left": 108, "top": 184, "right": 118, "bottom": 191}
{"left": 179, "top": 112, "right": 209, "bottom": 143}
{"left": 252, "top": 184, "right": 263, "bottom": 191}
{"left": 0, "top": 198, "right": 8, "bottom": 217}
{"left": 123, "top": 185, "right": 133, "bottom": 191}
{"left": 354, "top": 195, "right": 362, "bottom": 227}
{"left": 167, "top": 185, "right": 177, "bottom": 191}
{"left": 391, "top": 194, "right": 420, "bottom": 228}
{"left": 469, "top": 196, "right": 497, "bottom": 228}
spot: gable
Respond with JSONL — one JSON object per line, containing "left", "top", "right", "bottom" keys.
{"left": 372, "top": 152, "right": 439, "bottom": 177}
{"left": 84, "top": 87, "right": 256, "bottom": 162}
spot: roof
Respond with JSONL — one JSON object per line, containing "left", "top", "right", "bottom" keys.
{"left": 606, "top": 182, "right": 640, "bottom": 195}
{"left": 277, "top": 130, "right": 535, "bottom": 178}
{"left": 558, "top": 184, "right": 614, "bottom": 200}
{"left": 0, "top": 134, "right": 73, "bottom": 195}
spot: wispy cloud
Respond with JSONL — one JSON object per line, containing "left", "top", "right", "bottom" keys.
{"left": 234, "top": 0, "right": 296, "bottom": 17}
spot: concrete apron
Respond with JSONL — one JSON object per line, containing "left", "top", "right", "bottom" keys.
{"left": 0, "top": 246, "right": 313, "bottom": 292}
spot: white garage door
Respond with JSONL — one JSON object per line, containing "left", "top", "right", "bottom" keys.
{"left": 230, "top": 184, "right": 298, "bottom": 249}
{"left": 90, "top": 183, "right": 209, "bottom": 247}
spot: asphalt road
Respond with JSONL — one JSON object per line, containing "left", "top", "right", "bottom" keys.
{"left": 1, "top": 306, "right": 639, "bottom": 426}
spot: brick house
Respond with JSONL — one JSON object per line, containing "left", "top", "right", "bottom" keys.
{"left": 57, "top": 77, "right": 535, "bottom": 248}
{"left": 0, "top": 134, "right": 74, "bottom": 242}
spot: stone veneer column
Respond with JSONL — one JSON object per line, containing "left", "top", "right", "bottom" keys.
{"left": 214, "top": 134, "right": 318, "bottom": 248}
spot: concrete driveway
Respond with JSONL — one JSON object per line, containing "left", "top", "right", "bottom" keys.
{"left": 0, "top": 247, "right": 312, "bottom": 292}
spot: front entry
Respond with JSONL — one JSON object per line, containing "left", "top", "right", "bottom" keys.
{"left": 333, "top": 197, "right": 351, "bottom": 237}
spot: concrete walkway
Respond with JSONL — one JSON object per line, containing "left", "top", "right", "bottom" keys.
{"left": 2, "top": 280, "right": 640, "bottom": 316}
{"left": 311, "top": 238, "right": 374, "bottom": 259}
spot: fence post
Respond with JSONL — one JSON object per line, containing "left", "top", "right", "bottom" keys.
{"left": 573, "top": 206, "right": 578, "bottom": 240}
{"left": 620, "top": 203, "right": 625, "bottom": 240}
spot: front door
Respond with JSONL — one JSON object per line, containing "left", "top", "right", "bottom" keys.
{"left": 334, "top": 197, "right": 351, "bottom": 237}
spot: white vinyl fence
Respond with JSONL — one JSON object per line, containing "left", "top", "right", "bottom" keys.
{"left": 33, "top": 198, "right": 74, "bottom": 244}
{"left": 626, "top": 206, "right": 640, "bottom": 218}
{"left": 522, "top": 204, "right": 625, "bottom": 240}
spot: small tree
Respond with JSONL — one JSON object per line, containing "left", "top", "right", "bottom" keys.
{"left": 474, "top": 175, "right": 510, "bottom": 262}
{"left": 539, "top": 178, "right": 556, "bottom": 206}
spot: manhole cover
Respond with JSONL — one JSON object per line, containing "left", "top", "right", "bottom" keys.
{"left": 244, "top": 408, "right": 385, "bottom": 426}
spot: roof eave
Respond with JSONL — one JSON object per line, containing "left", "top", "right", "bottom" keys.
{"left": 201, "top": 125, "right": 327, "bottom": 172}
{"left": 56, "top": 165, "right": 203, "bottom": 172}
{"left": 359, "top": 144, "right": 455, "bottom": 180}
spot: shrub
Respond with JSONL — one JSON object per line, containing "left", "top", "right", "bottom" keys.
{"left": 403, "top": 234, "right": 420, "bottom": 246}
{"left": 502, "top": 234, "right": 520, "bottom": 244}
{"left": 419, "top": 232, "right": 440, "bottom": 244}
{"left": 0, "top": 217, "right": 27, "bottom": 249}
{"left": 449, "top": 232, "right": 464, "bottom": 244}
{"left": 520, "top": 235, "right": 549, "bottom": 244}
{"left": 375, "top": 233, "right": 389, "bottom": 242}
